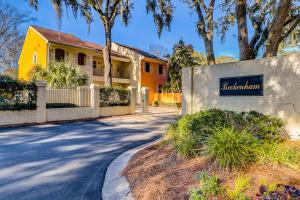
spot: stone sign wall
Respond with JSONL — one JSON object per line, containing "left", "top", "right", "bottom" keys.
{"left": 182, "top": 53, "right": 300, "bottom": 139}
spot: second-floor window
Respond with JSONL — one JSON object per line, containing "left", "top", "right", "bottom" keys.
{"left": 158, "top": 65, "right": 163, "bottom": 75}
{"left": 78, "top": 53, "right": 86, "bottom": 65}
{"left": 145, "top": 62, "right": 150, "bottom": 72}
{"left": 55, "top": 48, "right": 65, "bottom": 62}
{"left": 93, "top": 61, "right": 97, "bottom": 68}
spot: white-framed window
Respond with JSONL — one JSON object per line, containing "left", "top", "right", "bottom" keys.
{"left": 33, "top": 52, "right": 37, "bottom": 64}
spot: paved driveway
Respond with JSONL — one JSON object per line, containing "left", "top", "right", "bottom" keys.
{"left": 0, "top": 107, "right": 178, "bottom": 200}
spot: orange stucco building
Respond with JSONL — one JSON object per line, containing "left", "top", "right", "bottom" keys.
{"left": 112, "top": 43, "right": 168, "bottom": 104}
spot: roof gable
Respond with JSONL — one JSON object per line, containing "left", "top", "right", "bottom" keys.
{"left": 114, "top": 42, "right": 167, "bottom": 63}
{"left": 30, "top": 25, "right": 128, "bottom": 59}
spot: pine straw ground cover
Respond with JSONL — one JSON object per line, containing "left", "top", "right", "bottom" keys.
{"left": 122, "top": 110, "right": 300, "bottom": 199}
{"left": 122, "top": 142, "right": 300, "bottom": 200}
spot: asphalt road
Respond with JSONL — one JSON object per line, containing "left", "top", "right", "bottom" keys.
{"left": 0, "top": 108, "right": 178, "bottom": 200}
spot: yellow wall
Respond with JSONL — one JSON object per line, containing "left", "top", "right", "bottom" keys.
{"left": 18, "top": 27, "right": 48, "bottom": 80}
{"left": 140, "top": 59, "right": 168, "bottom": 104}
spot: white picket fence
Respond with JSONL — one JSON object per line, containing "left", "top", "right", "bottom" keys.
{"left": 46, "top": 87, "right": 91, "bottom": 107}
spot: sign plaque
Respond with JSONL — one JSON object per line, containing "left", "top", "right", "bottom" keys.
{"left": 220, "top": 75, "right": 263, "bottom": 96}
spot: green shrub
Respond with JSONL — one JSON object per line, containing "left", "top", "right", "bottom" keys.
{"left": 227, "top": 175, "right": 251, "bottom": 200}
{"left": 204, "top": 127, "right": 259, "bottom": 169}
{"left": 0, "top": 75, "right": 37, "bottom": 111}
{"left": 169, "top": 109, "right": 236, "bottom": 156}
{"left": 257, "top": 142, "right": 300, "bottom": 169}
{"left": 99, "top": 87, "right": 130, "bottom": 107}
{"left": 237, "top": 111, "right": 287, "bottom": 142}
{"left": 189, "top": 172, "right": 253, "bottom": 200}
{"left": 28, "top": 62, "right": 89, "bottom": 89}
{"left": 189, "top": 172, "right": 224, "bottom": 200}
{"left": 164, "top": 109, "right": 286, "bottom": 157}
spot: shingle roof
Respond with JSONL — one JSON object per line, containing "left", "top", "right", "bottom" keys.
{"left": 114, "top": 42, "right": 167, "bottom": 62}
{"left": 31, "top": 25, "right": 129, "bottom": 59}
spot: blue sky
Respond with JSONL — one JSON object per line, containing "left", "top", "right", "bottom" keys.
{"left": 4, "top": 0, "right": 239, "bottom": 58}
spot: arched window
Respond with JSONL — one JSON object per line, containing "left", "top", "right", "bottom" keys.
{"left": 55, "top": 49, "right": 65, "bottom": 62}
{"left": 78, "top": 53, "right": 86, "bottom": 65}
{"left": 32, "top": 52, "right": 37, "bottom": 64}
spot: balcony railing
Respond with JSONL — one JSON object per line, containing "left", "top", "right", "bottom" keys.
{"left": 93, "top": 67, "right": 130, "bottom": 79}
{"left": 93, "top": 67, "right": 104, "bottom": 77}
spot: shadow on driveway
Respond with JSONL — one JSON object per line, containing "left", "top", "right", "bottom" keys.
{"left": 0, "top": 108, "right": 178, "bottom": 200}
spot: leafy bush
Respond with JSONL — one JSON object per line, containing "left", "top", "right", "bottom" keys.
{"left": 227, "top": 175, "right": 251, "bottom": 200}
{"left": 28, "top": 62, "right": 88, "bottom": 89}
{"left": 166, "top": 109, "right": 235, "bottom": 156}
{"left": 189, "top": 172, "right": 224, "bottom": 200}
{"left": 164, "top": 109, "right": 286, "bottom": 157}
{"left": 257, "top": 184, "right": 300, "bottom": 199}
{"left": 46, "top": 103, "right": 78, "bottom": 109}
{"left": 0, "top": 75, "right": 37, "bottom": 110}
{"left": 237, "top": 111, "right": 287, "bottom": 142}
{"left": 204, "top": 127, "right": 259, "bottom": 169}
{"left": 257, "top": 142, "right": 300, "bottom": 169}
{"left": 99, "top": 87, "right": 130, "bottom": 107}
{"left": 28, "top": 65, "right": 48, "bottom": 81}
{"left": 190, "top": 172, "right": 300, "bottom": 200}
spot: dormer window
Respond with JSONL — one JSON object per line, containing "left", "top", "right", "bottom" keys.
{"left": 78, "top": 53, "right": 86, "bottom": 66}
{"left": 55, "top": 48, "right": 65, "bottom": 62}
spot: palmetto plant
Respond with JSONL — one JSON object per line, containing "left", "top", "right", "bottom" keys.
{"left": 26, "top": 0, "right": 174, "bottom": 87}
{"left": 30, "top": 61, "right": 88, "bottom": 89}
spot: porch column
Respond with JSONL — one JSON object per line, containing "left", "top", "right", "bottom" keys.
{"left": 182, "top": 67, "right": 193, "bottom": 115}
{"left": 90, "top": 84, "right": 100, "bottom": 118}
{"left": 141, "top": 87, "right": 149, "bottom": 113}
{"left": 36, "top": 80, "right": 47, "bottom": 123}
{"left": 128, "top": 86, "right": 137, "bottom": 114}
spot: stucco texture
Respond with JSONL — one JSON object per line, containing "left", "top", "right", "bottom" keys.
{"left": 182, "top": 53, "right": 300, "bottom": 139}
{"left": 18, "top": 27, "right": 48, "bottom": 80}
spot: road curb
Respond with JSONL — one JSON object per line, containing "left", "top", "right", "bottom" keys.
{"left": 102, "top": 139, "right": 159, "bottom": 200}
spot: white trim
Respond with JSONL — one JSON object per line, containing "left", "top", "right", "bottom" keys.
{"left": 29, "top": 26, "right": 49, "bottom": 43}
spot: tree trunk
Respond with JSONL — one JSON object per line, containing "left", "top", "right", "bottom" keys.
{"left": 204, "top": 37, "right": 215, "bottom": 65}
{"left": 236, "top": 0, "right": 251, "bottom": 60}
{"left": 264, "top": 0, "right": 292, "bottom": 57}
{"left": 103, "top": 26, "right": 112, "bottom": 87}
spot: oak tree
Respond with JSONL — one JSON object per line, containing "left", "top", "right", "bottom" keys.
{"left": 183, "top": 0, "right": 216, "bottom": 65}
{"left": 220, "top": 0, "right": 300, "bottom": 60}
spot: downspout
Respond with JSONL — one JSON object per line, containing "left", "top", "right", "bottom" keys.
{"left": 46, "top": 42, "right": 51, "bottom": 70}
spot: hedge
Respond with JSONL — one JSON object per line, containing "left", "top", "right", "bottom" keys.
{"left": 99, "top": 87, "right": 130, "bottom": 107}
{"left": 0, "top": 75, "right": 37, "bottom": 111}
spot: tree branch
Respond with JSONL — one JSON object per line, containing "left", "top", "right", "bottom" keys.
{"left": 194, "top": 2, "right": 207, "bottom": 37}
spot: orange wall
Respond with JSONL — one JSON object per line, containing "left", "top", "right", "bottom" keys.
{"left": 154, "top": 93, "right": 182, "bottom": 104}
{"left": 140, "top": 59, "right": 168, "bottom": 104}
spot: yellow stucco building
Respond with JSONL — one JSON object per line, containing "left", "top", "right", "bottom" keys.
{"left": 18, "top": 26, "right": 168, "bottom": 104}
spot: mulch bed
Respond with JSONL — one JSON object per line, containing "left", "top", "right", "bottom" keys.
{"left": 122, "top": 143, "right": 300, "bottom": 200}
